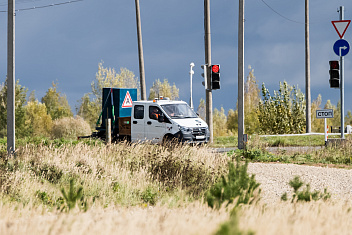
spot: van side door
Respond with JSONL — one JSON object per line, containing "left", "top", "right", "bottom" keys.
{"left": 146, "top": 105, "right": 166, "bottom": 143}
{"left": 131, "top": 104, "right": 145, "bottom": 142}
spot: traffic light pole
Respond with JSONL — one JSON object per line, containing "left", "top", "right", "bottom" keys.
{"left": 238, "top": 0, "right": 245, "bottom": 149}
{"left": 339, "top": 6, "right": 345, "bottom": 139}
{"left": 204, "top": 0, "right": 213, "bottom": 143}
{"left": 7, "top": 0, "right": 15, "bottom": 156}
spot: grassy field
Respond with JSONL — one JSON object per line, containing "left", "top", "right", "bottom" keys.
{"left": 0, "top": 138, "right": 352, "bottom": 234}
{"left": 212, "top": 134, "right": 348, "bottom": 148}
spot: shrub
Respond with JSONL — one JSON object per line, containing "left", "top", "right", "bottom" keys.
{"left": 30, "top": 161, "right": 63, "bottom": 184}
{"left": 35, "top": 190, "right": 64, "bottom": 209}
{"left": 206, "top": 157, "right": 261, "bottom": 209}
{"left": 51, "top": 116, "right": 91, "bottom": 139}
{"left": 281, "top": 176, "right": 331, "bottom": 202}
{"left": 148, "top": 151, "right": 216, "bottom": 196}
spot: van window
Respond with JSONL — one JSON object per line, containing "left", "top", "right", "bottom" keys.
{"left": 134, "top": 105, "right": 144, "bottom": 119}
{"left": 149, "top": 106, "right": 162, "bottom": 120}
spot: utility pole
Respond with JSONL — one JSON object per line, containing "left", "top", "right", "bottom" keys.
{"left": 305, "top": 0, "right": 311, "bottom": 133}
{"left": 339, "top": 6, "right": 345, "bottom": 139}
{"left": 7, "top": 0, "right": 15, "bottom": 156}
{"left": 204, "top": 0, "right": 213, "bottom": 143}
{"left": 238, "top": 0, "right": 245, "bottom": 149}
{"left": 134, "top": 0, "right": 147, "bottom": 100}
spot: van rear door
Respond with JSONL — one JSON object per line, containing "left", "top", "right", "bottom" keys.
{"left": 131, "top": 104, "right": 145, "bottom": 141}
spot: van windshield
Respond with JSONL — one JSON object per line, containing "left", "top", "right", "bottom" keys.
{"left": 161, "top": 104, "right": 198, "bottom": 119}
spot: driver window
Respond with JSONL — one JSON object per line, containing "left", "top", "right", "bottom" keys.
{"left": 149, "top": 106, "right": 161, "bottom": 120}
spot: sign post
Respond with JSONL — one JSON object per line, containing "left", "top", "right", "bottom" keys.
{"left": 316, "top": 109, "right": 334, "bottom": 144}
{"left": 331, "top": 6, "right": 349, "bottom": 139}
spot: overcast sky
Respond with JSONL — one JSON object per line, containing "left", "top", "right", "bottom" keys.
{"left": 0, "top": 0, "right": 352, "bottom": 118}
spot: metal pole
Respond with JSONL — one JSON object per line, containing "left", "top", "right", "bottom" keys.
{"left": 7, "top": 0, "right": 15, "bottom": 156}
{"left": 324, "top": 118, "right": 327, "bottom": 144}
{"left": 238, "top": 0, "right": 245, "bottom": 149}
{"left": 135, "top": 0, "right": 147, "bottom": 100}
{"left": 106, "top": 119, "right": 111, "bottom": 145}
{"left": 339, "top": 6, "right": 345, "bottom": 139}
{"left": 204, "top": 0, "right": 213, "bottom": 143}
{"left": 305, "top": 0, "right": 311, "bottom": 133}
{"left": 189, "top": 62, "right": 195, "bottom": 109}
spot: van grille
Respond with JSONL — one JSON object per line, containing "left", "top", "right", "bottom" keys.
{"left": 192, "top": 128, "right": 206, "bottom": 136}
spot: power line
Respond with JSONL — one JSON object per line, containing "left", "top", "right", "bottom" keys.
{"left": 0, "top": 0, "right": 48, "bottom": 7}
{"left": 0, "top": 0, "right": 84, "bottom": 12}
{"left": 260, "top": 0, "right": 305, "bottom": 24}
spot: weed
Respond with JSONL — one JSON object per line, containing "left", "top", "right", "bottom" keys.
{"left": 140, "top": 186, "right": 158, "bottom": 205}
{"left": 281, "top": 176, "right": 331, "bottom": 202}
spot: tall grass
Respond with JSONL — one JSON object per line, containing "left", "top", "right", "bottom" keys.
{"left": 0, "top": 142, "right": 228, "bottom": 209}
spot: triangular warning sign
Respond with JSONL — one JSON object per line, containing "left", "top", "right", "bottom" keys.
{"left": 122, "top": 91, "right": 133, "bottom": 108}
{"left": 332, "top": 20, "right": 351, "bottom": 39}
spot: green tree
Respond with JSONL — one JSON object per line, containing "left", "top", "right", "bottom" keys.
{"left": 25, "top": 100, "right": 53, "bottom": 137}
{"left": 148, "top": 78, "right": 179, "bottom": 100}
{"left": 213, "top": 107, "right": 228, "bottom": 136}
{"left": 0, "top": 79, "right": 28, "bottom": 138}
{"left": 324, "top": 100, "right": 340, "bottom": 128}
{"left": 226, "top": 66, "right": 260, "bottom": 135}
{"left": 77, "top": 62, "right": 140, "bottom": 129}
{"left": 196, "top": 98, "right": 206, "bottom": 121}
{"left": 311, "top": 94, "right": 324, "bottom": 132}
{"left": 346, "top": 111, "right": 352, "bottom": 125}
{"left": 244, "top": 66, "right": 260, "bottom": 134}
{"left": 257, "top": 81, "right": 306, "bottom": 134}
{"left": 41, "top": 82, "right": 73, "bottom": 120}
{"left": 226, "top": 109, "right": 238, "bottom": 135}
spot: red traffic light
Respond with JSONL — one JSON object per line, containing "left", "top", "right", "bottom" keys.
{"left": 329, "top": 60, "right": 339, "bottom": 70}
{"left": 212, "top": 65, "right": 219, "bottom": 73}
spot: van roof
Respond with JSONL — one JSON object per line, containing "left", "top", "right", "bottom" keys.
{"left": 133, "top": 100, "right": 187, "bottom": 105}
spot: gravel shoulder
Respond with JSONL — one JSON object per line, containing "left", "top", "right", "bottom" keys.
{"left": 247, "top": 162, "right": 352, "bottom": 204}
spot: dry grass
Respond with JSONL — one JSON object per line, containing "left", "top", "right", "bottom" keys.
{"left": 1, "top": 141, "right": 352, "bottom": 234}
{"left": 1, "top": 199, "right": 352, "bottom": 235}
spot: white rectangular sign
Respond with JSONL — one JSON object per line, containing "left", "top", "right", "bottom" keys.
{"left": 316, "top": 109, "right": 334, "bottom": 119}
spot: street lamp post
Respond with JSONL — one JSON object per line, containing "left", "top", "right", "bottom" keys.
{"left": 189, "top": 62, "right": 195, "bottom": 109}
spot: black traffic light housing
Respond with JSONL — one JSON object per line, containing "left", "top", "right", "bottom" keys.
{"left": 329, "top": 60, "right": 339, "bottom": 88}
{"left": 211, "top": 64, "right": 220, "bottom": 90}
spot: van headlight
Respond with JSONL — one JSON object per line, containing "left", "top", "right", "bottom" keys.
{"left": 179, "top": 125, "right": 192, "bottom": 134}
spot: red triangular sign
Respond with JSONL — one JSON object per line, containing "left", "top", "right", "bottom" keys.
{"left": 332, "top": 20, "right": 351, "bottom": 39}
{"left": 122, "top": 91, "right": 133, "bottom": 108}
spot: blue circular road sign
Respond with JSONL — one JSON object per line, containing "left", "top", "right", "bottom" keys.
{"left": 333, "top": 39, "right": 350, "bottom": 56}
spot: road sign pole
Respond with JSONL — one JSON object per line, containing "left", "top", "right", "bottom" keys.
{"left": 339, "top": 6, "right": 345, "bottom": 139}
{"left": 324, "top": 118, "right": 327, "bottom": 143}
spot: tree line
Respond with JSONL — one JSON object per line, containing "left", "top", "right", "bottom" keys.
{"left": 199, "top": 66, "right": 352, "bottom": 136}
{"left": 1, "top": 63, "right": 350, "bottom": 139}
{"left": 0, "top": 62, "right": 179, "bottom": 139}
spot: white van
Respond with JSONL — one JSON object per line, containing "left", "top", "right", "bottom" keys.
{"left": 131, "top": 99, "right": 210, "bottom": 144}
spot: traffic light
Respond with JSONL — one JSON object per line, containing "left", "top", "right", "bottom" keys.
{"left": 329, "top": 60, "right": 339, "bottom": 88}
{"left": 211, "top": 64, "right": 220, "bottom": 90}
{"left": 201, "top": 64, "right": 207, "bottom": 89}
